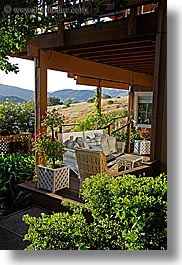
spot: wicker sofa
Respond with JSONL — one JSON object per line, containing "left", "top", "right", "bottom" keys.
{"left": 58, "top": 130, "right": 125, "bottom": 175}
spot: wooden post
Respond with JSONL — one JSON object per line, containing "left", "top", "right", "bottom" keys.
{"left": 34, "top": 49, "right": 47, "bottom": 171}
{"left": 58, "top": 22, "right": 64, "bottom": 46}
{"left": 126, "top": 84, "right": 134, "bottom": 153}
{"left": 108, "top": 124, "right": 112, "bottom": 136}
{"left": 96, "top": 83, "right": 102, "bottom": 113}
{"left": 128, "top": 7, "right": 137, "bottom": 36}
{"left": 150, "top": 0, "right": 167, "bottom": 173}
{"left": 126, "top": 122, "right": 132, "bottom": 154}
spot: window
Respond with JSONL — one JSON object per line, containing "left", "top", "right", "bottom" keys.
{"left": 134, "top": 92, "right": 153, "bottom": 128}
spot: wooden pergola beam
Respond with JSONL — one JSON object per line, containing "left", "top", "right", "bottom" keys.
{"left": 39, "top": 49, "right": 153, "bottom": 87}
{"left": 76, "top": 76, "right": 129, "bottom": 90}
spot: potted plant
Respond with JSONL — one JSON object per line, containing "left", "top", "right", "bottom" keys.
{"left": 33, "top": 108, "right": 69, "bottom": 193}
{"left": 138, "top": 127, "right": 151, "bottom": 141}
{"left": 134, "top": 127, "right": 151, "bottom": 155}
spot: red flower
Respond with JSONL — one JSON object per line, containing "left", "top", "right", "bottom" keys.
{"left": 138, "top": 128, "right": 151, "bottom": 140}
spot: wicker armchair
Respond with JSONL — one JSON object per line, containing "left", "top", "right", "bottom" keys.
{"left": 75, "top": 149, "right": 119, "bottom": 180}
{"left": 75, "top": 149, "right": 119, "bottom": 197}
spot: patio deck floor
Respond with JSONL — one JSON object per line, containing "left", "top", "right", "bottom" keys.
{"left": 18, "top": 154, "right": 151, "bottom": 212}
{"left": 18, "top": 170, "right": 84, "bottom": 212}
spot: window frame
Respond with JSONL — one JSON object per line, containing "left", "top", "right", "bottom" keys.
{"left": 134, "top": 91, "right": 153, "bottom": 128}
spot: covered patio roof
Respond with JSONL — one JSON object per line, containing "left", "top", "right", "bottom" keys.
{"left": 11, "top": 0, "right": 166, "bottom": 172}
{"left": 13, "top": 1, "right": 158, "bottom": 88}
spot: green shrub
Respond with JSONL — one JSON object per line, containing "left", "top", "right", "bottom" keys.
{"left": 74, "top": 112, "right": 108, "bottom": 131}
{"left": 0, "top": 100, "right": 34, "bottom": 135}
{"left": 23, "top": 207, "right": 90, "bottom": 250}
{"left": 107, "top": 100, "right": 114, "bottom": 105}
{"left": 0, "top": 153, "right": 35, "bottom": 215}
{"left": 23, "top": 174, "right": 167, "bottom": 250}
{"left": 64, "top": 98, "right": 72, "bottom": 108}
{"left": 113, "top": 126, "right": 139, "bottom": 152}
{"left": 74, "top": 109, "right": 127, "bottom": 132}
{"left": 102, "top": 94, "right": 111, "bottom": 99}
{"left": 87, "top": 98, "right": 94, "bottom": 103}
{"left": 81, "top": 173, "right": 167, "bottom": 250}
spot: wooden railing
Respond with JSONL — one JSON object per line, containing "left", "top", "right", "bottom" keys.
{"left": 57, "top": 114, "right": 133, "bottom": 153}
{"left": 33, "top": 0, "right": 158, "bottom": 32}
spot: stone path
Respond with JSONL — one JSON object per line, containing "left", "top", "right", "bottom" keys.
{"left": 0, "top": 205, "right": 51, "bottom": 250}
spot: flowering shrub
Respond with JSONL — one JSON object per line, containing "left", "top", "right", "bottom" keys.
{"left": 0, "top": 100, "right": 34, "bottom": 135}
{"left": 41, "top": 108, "right": 64, "bottom": 129}
{"left": 138, "top": 127, "right": 151, "bottom": 140}
{"left": 32, "top": 108, "right": 64, "bottom": 168}
{"left": 33, "top": 133, "right": 64, "bottom": 168}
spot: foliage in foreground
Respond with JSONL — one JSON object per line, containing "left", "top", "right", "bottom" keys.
{"left": 0, "top": 1, "right": 128, "bottom": 73}
{"left": 0, "top": 153, "right": 35, "bottom": 215}
{"left": 23, "top": 173, "right": 167, "bottom": 250}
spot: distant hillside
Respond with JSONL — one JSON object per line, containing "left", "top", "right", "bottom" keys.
{"left": 49, "top": 88, "right": 128, "bottom": 103}
{"left": 102, "top": 88, "right": 128, "bottom": 98}
{"left": 0, "top": 83, "right": 128, "bottom": 104}
{"left": 0, "top": 84, "right": 33, "bottom": 100}
{"left": 0, "top": 95, "right": 26, "bottom": 104}
{"left": 49, "top": 89, "right": 95, "bottom": 103}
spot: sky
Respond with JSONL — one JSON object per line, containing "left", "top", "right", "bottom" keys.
{"left": 0, "top": 57, "right": 95, "bottom": 92}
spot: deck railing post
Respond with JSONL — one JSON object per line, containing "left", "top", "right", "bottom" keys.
{"left": 34, "top": 50, "right": 47, "bottom": 172}
{"left": 126, "top": 84, "right": 134, "bottom": 153}
{"left": 108, "top": 124, "right": 112, "bottom": 136}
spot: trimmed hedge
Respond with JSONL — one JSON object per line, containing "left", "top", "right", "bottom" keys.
{"left": 23, "top": 173, "right": 167, "bottom": 250}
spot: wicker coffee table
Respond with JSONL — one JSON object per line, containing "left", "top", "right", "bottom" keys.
{"left": 116, "top": 154, "right": 143, "bottom": 170}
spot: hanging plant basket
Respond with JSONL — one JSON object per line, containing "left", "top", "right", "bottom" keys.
{"left": 37, "top": 165, "right": 70, "bottom": 193}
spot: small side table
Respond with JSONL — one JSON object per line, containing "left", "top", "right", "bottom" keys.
{"left": 116, "top": 154, "right": 143, "bottom": 170}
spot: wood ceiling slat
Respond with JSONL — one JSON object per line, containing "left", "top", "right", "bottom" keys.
{"left": 110, "top": 62, "right": 154, "bottom": 67}
{"left": 122, "top": 68, "right": 154, "bottom": 74}
{"left": 93, "top": 54, "right": 155, "bottom": 63}
{"left": 80, "top": 47, "right": 155, "bottom": 59}
{"left": 124, "top": 67, "right": 154, "bottom": 71}
{"left": 65, "top": 39, "right": 155, "bottom": 55}
{"left": 96, "top": 57, "right": 155, "bottom": 64}
{"left": 58, "top": 33, "right": 155, "bottom": 51}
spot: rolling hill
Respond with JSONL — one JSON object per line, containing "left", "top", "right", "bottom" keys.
{"left": 0, "top": 95, "right": 26, "bottom": 104}
{"left": 0, "top": 84, "right": 33, "bottom": 100}
{"left": 0, "top": 83, "right": 128, "bottom": 104}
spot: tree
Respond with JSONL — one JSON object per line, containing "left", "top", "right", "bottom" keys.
{"left": 48, "top": 96, "right": 62, "bottom": 106}
{"left": 102, "top": 94, "right": 111, "bottom": 99}
{"left": 0, "top": 0, "right": 128, "bottom": 73}
{"left": 0, "top": 1, "right": 39, "bottom": 73}
{"left": 64, "top": 98, "right": 72, "bottom": 108}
